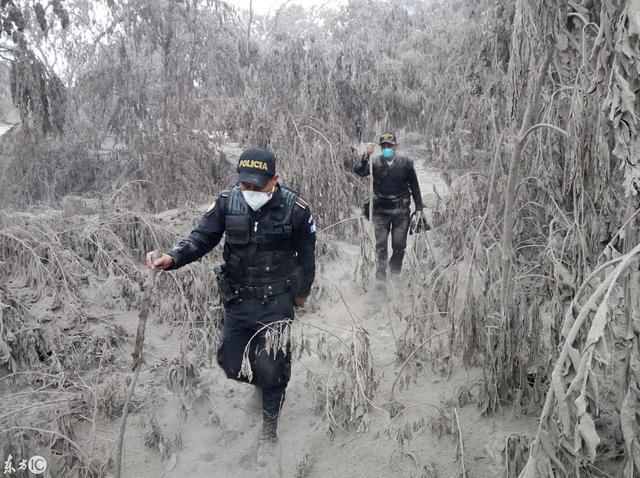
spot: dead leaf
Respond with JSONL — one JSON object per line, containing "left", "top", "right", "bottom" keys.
{"left": 561, "top": 306, "right": 576, "bottom": 339}
{"left": 575, "top": 394, "right": 587, "bottom": 416}
{"left": 0, "top": 338, "right": 12, "bottom": 365}
{"left": 587, "top": 372, "right": 600, "bottom": 415}
{"left": 577, "top": 413, "right": 600, "bottom": 462}
{"left": 593, "top": 334, "right": 611, "bottom": 365}
{"left": 521, "top": 448, "right": 554, "bottom": 478}
{"left": 627, "top": 0, "right": 640, "bottom": 37}
{"left": 624, "top": 162, "right": 640, "bottom": 197}
{"left": 165, "top": 452, "right": 177, "bottom": 472}
{"left": 566, "top": 345, "right": 581, "bottom": 372}
{"left": 565, "top": 353, "right": 588, "bottom": 397}
{"left": 540, "top": 429, "right": 567, "bottom": 475}
{"left": 556, "top": 32, "right": 569, "bottom": 52}
{"left": 520, "top": 457, "right": 538, "bottom": 478}
{"left": 552, "top": 373, "right": 572, "bottom": 432}
{"left": 613, "top": 128, "right": 630, "bottom": 161}
{"left": 553, "top": 258, "right": 574, "bottom": 290}
{"left": 620, "top": 34, "right": 635, "bottom": 59}
{"left": 585, "top": 300, "right": 609, "bottom": 350}
{"left": 615, "top": 68, "right": 638, "bottom": 121}
{"left": 610, "top": 87, "right": 621, "bottom": 124}
{"left": 620, "top": 384, "right": 639, "bottom": 458}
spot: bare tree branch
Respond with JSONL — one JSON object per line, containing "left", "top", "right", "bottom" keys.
{"left": 521, "top": 122, "right": 569, "bottom": 141}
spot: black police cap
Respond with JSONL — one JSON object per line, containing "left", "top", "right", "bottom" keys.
{"left": 237, "top": 148, "right": 276, "bottom": 188}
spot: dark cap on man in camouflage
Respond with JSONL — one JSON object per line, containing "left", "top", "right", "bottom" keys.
{"left": 378, "top": 132, "right": 397, "bottom": 146}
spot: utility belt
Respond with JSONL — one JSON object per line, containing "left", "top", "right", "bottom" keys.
{"left": 373, "top": 195, "right": 410, "bottom": 210}
{"left": 214, "top": 264, "right": 296, "bottom": 303}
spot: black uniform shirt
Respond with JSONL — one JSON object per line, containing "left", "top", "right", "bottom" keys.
{"left": 166, "top": 186, "right": 317, "bottom": 297}
{"left": 354, "top": 153, "right": 424, "bottom": 210}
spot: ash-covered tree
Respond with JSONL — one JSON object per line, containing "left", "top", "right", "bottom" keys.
{"left": 1, "top": 0, "right": 69, "bottom": 134}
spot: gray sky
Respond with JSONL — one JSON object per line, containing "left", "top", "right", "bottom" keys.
{"left": 227, "top": 0, "right": 347, "bottom": 15}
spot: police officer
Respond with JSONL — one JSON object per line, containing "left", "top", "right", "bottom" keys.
{"left": 354, "top": 132, "right": 424, "bottom": 281}
{"left": 145, "top": 148, "right": 316, "bottom": 467}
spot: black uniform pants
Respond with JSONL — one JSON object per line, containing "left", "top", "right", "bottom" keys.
{"left": 373, "top": 206, "right": 410, "bottom": 280}
{"left": 216, "top": 292, "right": 294, "bottom": 419}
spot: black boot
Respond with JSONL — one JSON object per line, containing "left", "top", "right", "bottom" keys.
{"left": 256, "top": 412, "right": 278, "bottom": 467}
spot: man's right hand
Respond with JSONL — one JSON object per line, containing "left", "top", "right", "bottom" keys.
{"left": 365, "top": 143, "right": 375, "bottom": 158}
{"left": 145, "top": 251, "right": 174, "bottom": 270}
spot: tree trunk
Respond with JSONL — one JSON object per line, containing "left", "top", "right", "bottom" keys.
{"left": 500, "top": 47, "right": 553, "bottom": 311}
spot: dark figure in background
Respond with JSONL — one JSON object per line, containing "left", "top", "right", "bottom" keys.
{"left": 355, "top": 117, "right": 364, "bottom": 144}
{"left": 354, "top": 132, "right": 424, "bottom": 281}
{"left": 146, "top": 148, "right": 316, "bottom": 467}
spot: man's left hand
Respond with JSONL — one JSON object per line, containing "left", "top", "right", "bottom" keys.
{"left": 294, "top": 296, "right": 307, "bottom": 308}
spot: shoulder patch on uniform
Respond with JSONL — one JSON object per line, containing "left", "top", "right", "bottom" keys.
{"left": 295, "top": 197, "right": 309, "bottom": 210}
{"left": 204, "top": 199, "right": 217, "bottom": 215}
{"left": 204, "top": 190, "right": 228, "bottom": 215}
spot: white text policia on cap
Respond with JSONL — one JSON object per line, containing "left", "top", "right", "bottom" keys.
{"left": 238, "top": 159, "right": 269, "bottom": 171}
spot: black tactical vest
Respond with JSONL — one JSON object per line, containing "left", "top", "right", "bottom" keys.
{"left": 223, "top": 185, "right": 299, "bottom": 286}
{"left": 372, "top": 155, "right": 412, "bottom": 201}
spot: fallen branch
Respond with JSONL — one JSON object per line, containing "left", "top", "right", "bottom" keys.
{"left": 114, "top": 252, "right": 160, "bottom": 478}
{"left": 454, "top": 407, "right": 467, "bottom": 478}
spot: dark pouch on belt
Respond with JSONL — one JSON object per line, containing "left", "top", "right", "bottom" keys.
{"left": 214, "top": 264, "right": 237, "bottom": 305}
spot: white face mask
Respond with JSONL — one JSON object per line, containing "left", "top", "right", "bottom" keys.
{"left": 241, "top": 186, "right": 274, "bottom": 211}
